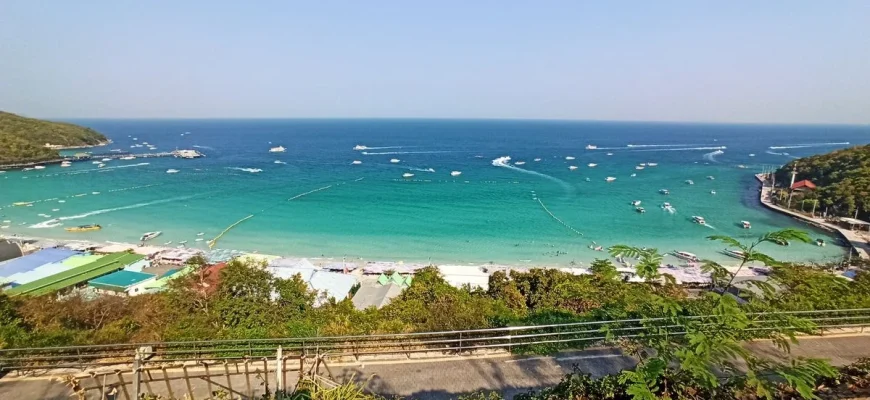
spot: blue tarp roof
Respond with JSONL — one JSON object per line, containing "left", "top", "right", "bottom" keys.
{"left": 0, "top": 248, "right": 79, "bottom": 278}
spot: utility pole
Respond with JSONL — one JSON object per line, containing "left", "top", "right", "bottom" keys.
{"left": 787, "top": 164, "right": 798, "bottom": 209}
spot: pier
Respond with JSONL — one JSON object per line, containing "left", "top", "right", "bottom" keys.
{"left": 755, "top": 173, "right": 870, "bottom": 261}
{"left": 0, "top": 149, "right": 203, "bottom": 170}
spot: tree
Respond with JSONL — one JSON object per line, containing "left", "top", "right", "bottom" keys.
{"left": 590, "top": 258, "right": 619, "bottom": 281}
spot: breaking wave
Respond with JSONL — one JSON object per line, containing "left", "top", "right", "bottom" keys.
{"left": 769, "top": 142, "right": 849, "bottom": 150}
{"left": 228, "top": 167, "right": 263, "bottom": 173}
{"left": 29, "top": 196, "right": 194, "bottom": 229}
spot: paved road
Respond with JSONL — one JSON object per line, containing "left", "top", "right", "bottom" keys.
{"left": 3, "top": 335, "right": 869, "bottom": 400}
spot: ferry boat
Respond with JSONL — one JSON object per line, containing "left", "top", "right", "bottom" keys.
{"left": 588, "top": 163, "right": 597, "bottom": 167}
{"left": 451, "top": 171, "right": 462, "bottom": 177}
{"left": 269, "top": 146, "right": 286, "bottom": 153}
{"left": 659, "top": 189, "right": 670, "bottom": 195}
{"left": 66, "top": 224, "right": 101, "bottom": 232}
{"left": 166, "top": 169, "right": 180, "bottom": 174}
{"left": 569, "top": 165, "right": 578, "bottom": 170}
{"left": 685, "top": 180, "right": 694, "bottom": 185}
{"left": 631, "top": 200, "right": 641, "bottom": 206}
{"left": 672, "top": 251, "right": 700, "bottom": 262}
{"left": 140, "top": 231, "right": 162, "bottom": 242}
{"left": 585, "top": 145, "right": 598, "bottom": 150}
{"left": 402, "top": 173, "right": 414, "bottom": 178}
{"left": 565, "top": 156, "right": 576, "bottom": 160}
{"left": 352, "top": 160, "right": 362, "bottom": 165}
{"left": 353, "top": 145, "right": 368, "bottom": 150}
{"left": 636, "top": 207, "right": 646, "bottom": 213}
{"left": 721, "top": 249, "right": 746, "bottom": 259}
{"left": 605, "top": 177, "right": 617, "bottom": 182}
{"left": 390, "top": 159, "right": 401, "bottom": 163}
{"left": 692, "top": 216, "right": 707, "bottom": 225}
{"left": 741, "top": 220, "right": 751, "bottom": 229}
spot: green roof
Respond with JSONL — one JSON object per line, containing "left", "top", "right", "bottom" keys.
{"left": 89, "top": 270, "right": 155, "bottom": 291}
{"left": 61, "top": 254, "right": 104, "bottom": 268}
{"left": 6, "top": 252, "right": 144, "bottom": 297}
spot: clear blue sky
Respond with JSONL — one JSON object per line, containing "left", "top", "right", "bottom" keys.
{"left": 1, "top": 1, "right": 868, "bottom": 123}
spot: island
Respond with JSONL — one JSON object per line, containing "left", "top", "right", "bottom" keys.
{"left": 0, "top": 111, "right": 109, "bottom": 166}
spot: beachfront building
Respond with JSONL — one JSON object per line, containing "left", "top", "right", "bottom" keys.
{"left": 5, "top": 252, "right": 145, "bottom": 297}
{"left": 790, "top": 179, "right": 817, "bottom": 192}
{"left": 267, "top": 258, "right": 359, "bottom": 305}
{"left": 88, "top": 270, "right": 158, "bottom": 296}
{"left": 0, "top": 248, "right": 80, "bottom": 285}
{"left": 352, "top": 283, "right": 404, "bottom": 310}
{"left": 1, "top": 254, "right": 104, "bottom": 287}
{"left": 158, "top": 248, "right": 203, "bottom": 265}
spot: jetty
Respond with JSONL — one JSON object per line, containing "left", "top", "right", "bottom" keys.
{"left": 0, "top": 149, "right": 204, "bottom": 170}
{"left": 755, "top": 173, "right": 870, "bottom": 261}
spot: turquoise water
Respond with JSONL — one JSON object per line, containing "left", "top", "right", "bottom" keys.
{"left": 1, "top": 120, "right": 867, "bottom": 267}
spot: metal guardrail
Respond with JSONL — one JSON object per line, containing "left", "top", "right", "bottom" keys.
{"left": 1, "top": 308, "right": 869, "bottom": 371}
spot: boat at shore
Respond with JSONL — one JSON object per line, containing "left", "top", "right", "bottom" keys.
{"left": 721, "top": 249, "right": 746, "bottom": 259}
{"left": 66, "top": 224, "right": 101, "bottom": 232}
{"left": 269, "top": 146, "right": 286, "bottom": 153}
{"left": 140, "top": 231, "right": 162, "bottom": 242}
{"left": 672, "top": 251, "right": 700, "bottom": 262}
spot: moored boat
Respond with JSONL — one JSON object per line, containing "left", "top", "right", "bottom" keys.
{"left": 631, "top": 200, "right": 641, "bottom": 206}
{"left": 402, "top": 173, "right": 414, "bottom": 178}
{"left": 140, "top": 231, "right": 162, "bottom": 242}
{"left": 685, "top": 179, "right": 694, "bottom": 185}
{"left": 585, "top": 145, "right": 598, "bottom": 150}
{"left": 672, "top": 251, "right": 700, "bottom": 262}
{"left": 636, "top": 207, "right": 645, "bottom": 213}
{"left": 569, "top": 165, "right": 578, "bottom": 170}
{"left": 66, "top": 224, "right": 101, "bottom": 232}
{"left": 659, "top": 189, "right": 670, "bottom": 195}
{"left": 352, "top": 160, "right": 362, "bottom": 165}
{"left": 721, "top": 249, "right": 746, "bottom": 259}
{"left": 390, "top": 158, "right": 400, "bottom": 163}
{"left": 742, "top": 220, "right": 751, "bottom": 229}
{"left": 605, "top": 176, "right": 617, "bottom": 182}
{"left": 565, "top": 156, "right": 575, "bottom": 160}
{"left": 588, "top": 163, "right": 597, "bottom": 167}
{"left": 269, "top": 146, "right": 286, "bottom": 153}
{"left": 451, "top": 171, "right": 462, "bottom": 177}
{"left": 166, "top": 169, "right": 180, "bottom": 174}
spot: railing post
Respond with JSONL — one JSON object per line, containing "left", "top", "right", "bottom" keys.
{"left": 132, "top": 356, "right": 141, "bottom": 400}
{"left": 276, "top": 346, "right": 284, "bottom": 393}
{"left": 459, "top": 332, "right": 463, "bottom": 353}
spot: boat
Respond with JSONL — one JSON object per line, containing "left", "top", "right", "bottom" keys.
{"left": 663, "top": 204, "right": 676, "bottom": 213}
{"left": 636, "top": 207, "right": 646, "bottom": 213}
{"left": 195, "top": 238, "right": 204, "bottom": 242}
{"left": 692, "top": 216, "right": 707, "bottom": 225}
{"left": 588, "top": 163, "right": 597, "bottom": 167}
{"left": 707, "top": 176, "right": 715, "bottom": 180}
{"left": 111, "top": 149, "right": 123, "bottom": 152}
{"left": 403, "top": 173, "right": 414, "bottom": 178}
{"left": 60, "top": 161, "right": 72, "bottom": 168}
{"left": 534, "top": 158, "right": 541, "bottom": 162}
{"left": 269, "top": 146, "right": 286, "bottom": 153}
{"left": 140, "top": 231, "right": 162, "bottom": 242}
{"left": 515, "top": 161, "right": 526, "bottom": 165}
{"left": 451, "top": 171, "right": 462, "bottom": 177}
{"left": 565, "top": 156, "right": 575, "bottom": 160}
{"left": 585, "top": 145, "right": 598, "bottom": 150}
{"left": 672, "top": 251, "right": 700, "bottom": 262}
{"left": 197, "top": 232, "right": 204, "bottom": 236}
{"left": 66, "top": 224, "right": 101, "bottom": 232}
{"left": 97, "top": 163, "right": 105, "bottom": 168}
{"left": 631, "top": 200, "right": 641, "bottom": 206}
{"left": 164, "top": 241, "right": 172, "bottom": 245}
{"left": 630, "top": 173, "right": 637, "bottom": 177}
{"left": 710, "top": 190, "right": 716, "bottom": 195}
{"left": 659, "top": 189, "right": 670, "bottom": 195}
{"left": 737, "top": 165, "right": 748, "bottom": 169}
{"left": 352, "top": 160, "right": 362, "bottom": 165}
{"left": 132, "top": 137, "right": 138, "bottom": 141}
{"left": 749, "top": 154, "right": 756, "bottom": 157}
{"left": 178, "top": 240, "right": 188, "bottom": 245}
{"left": 353, "top": 145, "right": 368, "bottom": 150}
{"left": 390, "top": 159, "right": 401, "bottom": 163}
{"left": 685, "top": 180, "right": 694, "bottom": 185}
{"left": 662, "top": 202, "right": 671, "bottom": 208}
{"left": 569, "top": 166, "right": 578, "bottom": 170}
{"left": 274, "top": 160, "right": 286, "bottom": 164}
{"left": 742, "top": 220, "right": 751, "bottom": 229}
{"left": 816, "top": 239, "right": 826, "bottom": 247}
{"left": 101, "top": 158, "right": 111, "bottom": 162}
{"left": 605, "top": 177, "right": 617, "bottom": 182}
{"left": 142, "top": 142, "right": 149, "bottom": 145}
{"left": 721, "top": 249, "right": 746, "bottom": 259}
{"left": 606, "top": 153, "right": 613, "bottom": 156}
{"left": 772, "top": 238, "right": 789, "bottom": 246}
{"left": 92, "top": 161, "right": 102, "bottom": 164}
{"left": 585, "top": 177, "right": 591, "bottom": 182}
{"left": 22, "top": 167, "right": 33, "bottom": 171}
{"left": 120, "top": 156, "right": 136, "bottom": 160}
{"left": 647, "top": 163, "right": 658, "bottom": 166}
{"left": 635, "top": 166, "right": 644, "bottom": 170}
{"left": 166, "top": 169, "right": 180, "bottom": 174}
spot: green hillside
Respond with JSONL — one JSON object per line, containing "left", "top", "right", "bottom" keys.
{"left": 775, "top": 144, "right": 870, "bottom": 218}
{"left": 0, "top": 111, "right": 108, "bottom": 164}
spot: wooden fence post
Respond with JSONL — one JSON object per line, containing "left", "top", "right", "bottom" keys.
{"left": 276, "top": 346, "right": 284, "bottom": 393}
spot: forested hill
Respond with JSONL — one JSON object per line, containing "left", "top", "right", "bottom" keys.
{"left": 0, "top": 111, "right": 108, "bottom": 165}
{"left": 776, "top": 144, "right": 870, "bottom": 218}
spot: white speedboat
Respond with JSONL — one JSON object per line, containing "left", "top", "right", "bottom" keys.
{"left": 742, "top": 220, "right": 751, "bottom": 229}
{"left": 639, "top": 163, "right": 647, "bottom": 167}
{"left": 390, "top": 159, "right": 401, "bottom": 163}
{"left": 195, "top": 238, "right": 204, "bottom": 242}
{"left": 588, "top": 163, "right": 597, "bottom": 167}
{"left": 605, "top": 177, "right": 617, "bottom": 182}
{"left": 585, "top": 177, "right": 591, "bottom": 182}
{"left": 710, "top": 190, "right": 716, "bottom": 195}
{"left": 451, "top": 171, "right": 462, "bottom": 177}
{"left": 565, "top": 156, "right": 575, "bottom": 160}
{"left": 92, "top": 161, "right": 101, "bottom": 164}
{"left": 403, "top": 173, "right": 414, "bottom": 178}
{"left": 672, "top": 251, "right": 700, "bottom": 262}
{"left": 60, "top": 161, "right": 72, "bottom": 168}
{"left": 663, "top": 203, "right": 676, "bottom": 213}
{"left": 569, "top": 165, "right": 578, "bottom": 170}
{"left": 166, "top": 169, "right": 180, "bottom": 174}
{"left": 631, "top": 200, "right": 641, "bottom": 206}
{"left": 737, "top": 165, "right": 748, "bottom": 169}
{"left": 352, "top": 160, "right": 362, "bottom": 165}
{"left": 748, "top": 154, "right": 756, "bottom": 157}
{"left": 120, "top": 156, "right": 136, "bottom": 160}
{"left": 692, "top": 216, "right": 707, "bottom": 225}
{"left": 533, "top": 158, "right": 541, "bottom": 162}
{"left": 647, "top": 163, "right": 658, "bottom": 166}
{"left": 707, "top": 176, "right": 715, "bottom": 180}
{"left": 132, "top": 137, "right": 138, "bottom": 141}
{"left": 111, "top": 149, "right": 123, "bottom": 152}
{"left": 269, "top": 146, "right": 286, "bottom": 153}
{"left": 274, "top": 160, "right": 286, "bottom": 164}
{"left": 197, "top": 232, "right": 204, "bottom": 236}
{"left": 659, "top": 189, "right": 670, "bottom": 195}
{"left": 636, "top": 166, "right": 644, "bottom": 170}
{"left": 353, "top": 145, "right": 368, "bottom": 150}
{"left": 102, "top": 158, "right": 111, "bottom": 162}
{"left": 686, "top": 180, "right": 694, "bottom": 185}
{"left": 636, "top": 207, "right": 646, "bottom": 213}
{"left": 97, "top": 163, "right": 105, "bottom": 168}
{"left": 140, "top": 231, "right": 162, "bottom": 242}
{"left": 586, "top": 145, "right": 598, "bottom": 150}
{"left": 606, "top": 153, "right": 613, "bottom": 156}
{"left": 630, "top": 173, "right": 637, "bottom": 177}
{"left": 515, "top": 161, "right": 526, "bottom": 165}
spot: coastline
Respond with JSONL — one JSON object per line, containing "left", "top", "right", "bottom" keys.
{"left": 0, "top": 140, "right": 113, "bottom": 170}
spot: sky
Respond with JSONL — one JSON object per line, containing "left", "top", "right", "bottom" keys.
{"left": 1, "top": 1, "right": 869, "bottom": 124}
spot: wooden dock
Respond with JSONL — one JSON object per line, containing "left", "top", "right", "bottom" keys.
{"left": 755, "top": 173, "right": 869, "bottom": 261}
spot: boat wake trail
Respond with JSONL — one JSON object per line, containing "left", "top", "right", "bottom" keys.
{"left": 408, "top": 167, "right": 436, "bottom": 173}
{"left": 46, "top": 163, "right": 151, "bottom": 177}
{"left": 29, "top": 195, "right": 195, "bottom": 229}
{"left": 703, "top": 150, "right": 724, "bottom": 163}
{"left": 769, "top": 142, "right": 849, "bottom": 150}
{"left": 358, "top": 146, "right": 407, "bottom": 150}
{"left": 765, "top": 150, "right": 800, "bottom": 159}
{"left": 492, "top": 156, "right": 572, "bottom": 191}
{"left": 227, "top": 167, "right": 263, "bottom": 173}
{"left": 362, "top": 151, "right": 451, "bottom": 155}
{"left": 632, "top": 146, "right": 727, "bottom": 152}
{"left": 192, "top": 145, "right": 215, "bottom": 150}
{"left": 626, "top": 144, "right": 704, "bottom": 148}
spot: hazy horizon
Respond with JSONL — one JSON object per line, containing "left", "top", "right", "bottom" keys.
{"left": 2, "top": 1, "right": 869, "bottom": 124}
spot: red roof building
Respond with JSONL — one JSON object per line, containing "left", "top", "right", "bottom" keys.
{"left": 791, "top": 180, "right": 817, "bottom": 191}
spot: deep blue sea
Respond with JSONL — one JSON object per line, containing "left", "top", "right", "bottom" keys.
{"left": 1, "top": 119, "right": 868, "bottom": 267}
